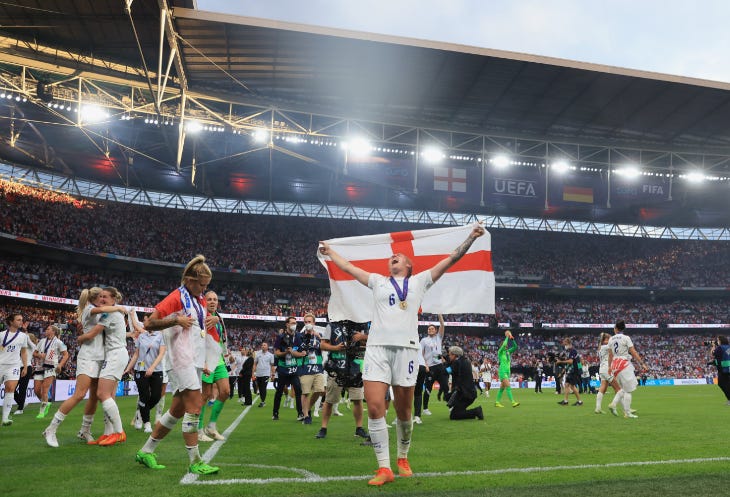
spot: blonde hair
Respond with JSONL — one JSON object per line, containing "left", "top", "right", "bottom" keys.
{"left": 181, "top": 254, "right": 212, "bottom": 286}
{"left": 49, "top": 324, "right": 61, "bottom": 335}
{"left": 599, "top": 332, "right": 611, "bottom": 348}
{"left": 303, "top": 312, "right": 315, "bottom": 322}
{"left": 77, "top": 287, "right": 103, "bottom": 321}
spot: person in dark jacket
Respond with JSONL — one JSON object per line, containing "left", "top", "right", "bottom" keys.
{"left": 444, "top": 346, "right": 483, "bottom": 421}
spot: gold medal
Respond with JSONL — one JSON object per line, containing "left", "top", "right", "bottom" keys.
{"left": 200, "top": 330, "right": 206, "bottom": 338}
{"left": 399, "top": 301, "right": 408, "bottom": 310}
{"left": 0, "top": 346, "right": 4, "bottom": 352}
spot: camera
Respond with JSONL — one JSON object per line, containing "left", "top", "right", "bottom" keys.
{"left": 300, "top": 333, "right": 314, "bottom": 352}
{"left": 279, "top": 332, "right": 291, "bottom": 350}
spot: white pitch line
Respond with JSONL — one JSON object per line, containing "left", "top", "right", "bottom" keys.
{"left": 179, "top": 396, "right": 258, "bottom": 485}
{"left": 182, "top": 456, "right": 730, "bottom": 486}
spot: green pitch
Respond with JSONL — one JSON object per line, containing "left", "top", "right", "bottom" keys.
{"left": 3, "top": 385, "right": 727, "bottom": 497}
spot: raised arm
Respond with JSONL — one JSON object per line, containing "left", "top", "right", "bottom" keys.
{"left": 429, "top": 224, "right": 485, "bottom": 283}
{"left": 319, "top": 241, "right": 371, "bottom": 287}
{"left": 437, "top": 314, "right": 445, "bottom": 338}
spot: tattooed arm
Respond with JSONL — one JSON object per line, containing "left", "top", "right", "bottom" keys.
{"left": 429, "top": 224, "right": 485, "bottom": 283}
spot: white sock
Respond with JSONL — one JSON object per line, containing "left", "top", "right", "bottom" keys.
{"left": 80, "top": 414, "right": 93, "bottom": 432}
{"left": 368, "top": 417, "right": 390, "bottom": 469}
{"left": 101, "top": 398, "right": 123, "bottom": 433}
{"left": 142, "top": 436, "right": 161, "bottom": 453}
{"left": 156, "top": 395, "right": 165, "bottom": 422}
{"left": 595, "top": 392, "right": 604, "bottom": 411}
{"left": 49, "top": 411, "right": 66, "bottom": 431}
{"left": 622, "top": 392, "right": 632, "bottom": 413}
{"left": 40, "top": 402, "right": 48, "bottom": 414}
{"left": 609, "top": 390, "right": 624, "bottom": 408}
{"left": 186, "top": 445, "right": 201, "bottom": 464}
{"left": 2, "top": 394, "right": 13, "bottom": 421}
{"left": 207, "top": 421, "right": 217, "bottom": 431}
{"left": 395, "top": 418, "right": 413, "bottom": 459}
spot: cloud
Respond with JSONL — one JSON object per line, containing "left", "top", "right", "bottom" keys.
{"left": 197, "top": 0, "right": 730, "bottom": 82}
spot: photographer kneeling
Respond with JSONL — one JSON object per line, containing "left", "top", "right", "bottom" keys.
{"left": 444, "top": 346, "right": 484, "bottom": 421}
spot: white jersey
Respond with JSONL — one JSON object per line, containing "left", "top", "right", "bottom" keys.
{"left": 37, "top": 336, "right": 68, "bottom": 368}
{"left": 98, "top": 311, "right": 128, "bottom": 352}
{"left": 607, "top": 333, "right": 634, "bottom": 361}
{"left": 367, "top": 271, "right": 433, "bottom": 350}
{"left": 231, "top": 351, "right": 244, "bottom": 376}
{"left": 78, "top": 304, "right": 105, "bottom": 361}
{"left": 0, "top": 330, "right": 31, "bottom": 366}
{"left": 479, "top": 363, "right": 492, "bottom": 382}
{"left": 254, "top": 350, "right": 275, "bottom": 377}
{"left": 598, "top": 344, "right": 610, "bottom": 374}
{"left": 420, "top": 334, "right": 443, "bottom": 367}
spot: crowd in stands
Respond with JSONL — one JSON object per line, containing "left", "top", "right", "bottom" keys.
{"left": 4, "top": 179, "right": 730, "bottom": 287}
{"left": 3, "top": 257, "right": 730, "bottom": 324}
{"left": 1, "top": 302, "right": 716, "bottom": 381}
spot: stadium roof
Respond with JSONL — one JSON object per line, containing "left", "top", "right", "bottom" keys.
{"left": 2, "top": 1, "right": 730, "bottom": 225}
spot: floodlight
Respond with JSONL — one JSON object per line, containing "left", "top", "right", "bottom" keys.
{"left": 617, "top": 165, "right": 641, "bottom": 178}
{"left": 551, "top": 160, "right": 570, "bottom": 173}
{"left": 685, "top": 171, "right": 705, "bottom": 182}
{"left": 492, "top": 155, "right": 510, "bottom": 169}
{"left": 185, "top": 120, "right": 203, "bottom": 133}
{"left": 421, "top": 145, "right": 445, "bottom": 164}
{"left": 80, "top": 104, "right": 109, "bottom": 124}
{"left": 342, "top": 137, "right": 372, "bottom": 157}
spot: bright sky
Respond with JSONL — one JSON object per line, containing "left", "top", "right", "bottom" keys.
{"left": 197, "top": 0, "right": 730, "bottom": 83}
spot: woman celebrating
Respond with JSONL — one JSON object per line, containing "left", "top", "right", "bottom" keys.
{"left": 319, "top": 223, "right": 484, "bottom": 486}
{"left": 33, "top": 324, "right": 69, "bottom": 419}
{"left": 127, "top": 315, "right": 167, "bottom": 433}
{"left": 595, "top": 332, "right": 621, "bottom": 414}
{"left": 0, "top": 313, "right": 31, "bottom": 426}
{"left": 495, "top": 330, "right": 520, "bottom": 408}
{"left": 135, "top": 255, "right": 220, "bottom": 475}
{"left": 198, "top": 290, "right": 230, "bottom": 442}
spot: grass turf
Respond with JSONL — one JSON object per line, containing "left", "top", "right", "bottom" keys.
{"left": 2, "top": 384, "right": 726, "bottom": 496}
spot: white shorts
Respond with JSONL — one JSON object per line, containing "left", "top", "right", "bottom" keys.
{"left": 169, "top": 366, "right": 203, "bottom": 395}
{"left": 100, "top": 349, "right": 130, "bottom": 381}
{"left": 162, "top": 369, "right": 169, "bottom": 384}
{"left": 362, "top": 346, "right": 418, "bottom": 387}
{"left": 0, "top": 364, "right": 21, "bottom": 384}
{"left": 616, "top": 364, "right": 638, "bottom": 393}
{"left": 76, "top": 357, "right": 104, "bottom": 378}
{"left": 599, "top": 366, "right": 610, "bottom": 382}
{"left": 34, "top": 369, "right": 57, "bottom": 381}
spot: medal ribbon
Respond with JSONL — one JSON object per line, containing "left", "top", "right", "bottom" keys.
{"left": 389, "top": 276, "right": 409, "bottom": 305}
{"left": 2, "top": 330, "right": 20, "bottom": 348}
{"left": 179, "top": 285, "right": 205, "bottom": 330}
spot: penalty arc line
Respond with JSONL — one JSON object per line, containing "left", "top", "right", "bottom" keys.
{"left": 182, "top": 456, "right": 730, "bottom": 486}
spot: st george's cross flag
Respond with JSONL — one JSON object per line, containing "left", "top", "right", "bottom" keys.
{"left": 317, "top": 223, "right": 495, "bottom": 322}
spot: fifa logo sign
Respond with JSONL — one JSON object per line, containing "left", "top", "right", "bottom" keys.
{"left": 642, "top": 185, "right": 664, "bottom": 195}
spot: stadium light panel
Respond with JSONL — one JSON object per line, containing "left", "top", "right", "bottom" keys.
{"left": 185, "top": 120, "right": 203, "bottom": 133}
{"left": 252, "top": 129, "right": 269, "bottom": 144}
{"left": 80, "top": 105, "right": 109, "bottom": 124}
{"left": 342, "top": 137, "right": 372, "bottom": 157}
{"left": 551, "top": 160, "right": 570, "bottom": 174}
{"left": 421, "top": 145, "right": 445, "bottom": 164}
{"left": 685, "top": 171, "right": 705, "bottom": 182}
{"left": 492, "top": 155, "right": 510, "bottom": 169}
{"left": 617, "top": 165, "right": 641, "bottom": 178}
